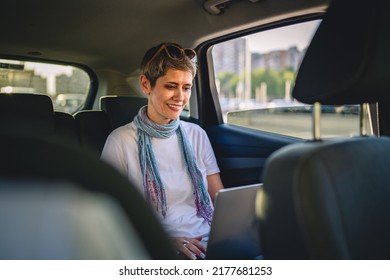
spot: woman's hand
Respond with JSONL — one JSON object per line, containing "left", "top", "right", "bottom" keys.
{"left": 173, "top": 236, "right": 206, "bottom": 260}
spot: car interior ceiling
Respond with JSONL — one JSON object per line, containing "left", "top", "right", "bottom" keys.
{"left": 0, "top": 0, "right": 329, "bottom": 77}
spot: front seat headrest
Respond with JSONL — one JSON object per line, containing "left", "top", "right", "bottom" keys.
{"left": 293, "top": 0, "right": 389, "bottom": 105}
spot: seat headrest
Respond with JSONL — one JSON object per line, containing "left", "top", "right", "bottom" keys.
{"left": 0, "top": 182, "right": 149, "bottom": 259}
{"left": 100, "top": 95, "right": 147, "bottom": 129}
{"left": 0, "top": 93, "right": 55, "bottom": 134}
{"left": 293, "top": 0, "right": 388, "bottom": 105}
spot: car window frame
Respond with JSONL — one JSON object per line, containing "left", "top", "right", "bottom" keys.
{"left": 193, "top": 13, "right": 325, "bottom": 128}
{"left": 0, "top": 55, "right": 98, "bottom": 112}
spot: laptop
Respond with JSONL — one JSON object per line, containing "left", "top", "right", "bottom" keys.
{"left": 205, "top": 183, "right": 263, "bottom": 260}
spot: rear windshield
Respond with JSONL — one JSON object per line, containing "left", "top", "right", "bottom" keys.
{"left": 0, "top": 59, "right": 91, "bottom": 113}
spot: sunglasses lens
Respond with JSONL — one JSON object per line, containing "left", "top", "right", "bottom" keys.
{"left": 184, "top": 49, "right": 196, "bottom": 59}
{"left": 166, "top": 45, "right": 183, "bottom": 58}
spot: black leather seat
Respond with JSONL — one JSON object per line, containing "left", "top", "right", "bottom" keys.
{"left": 74, "top": 95, "right": 147, "bottom": 156}
{"left": 260, "top": 137, "right": 390, "bottom": 259}
{"left": 258, "top": 0, "right": 390, "bottom": 259}
{"left": 54, "top": 111, "right": 79, "bottom": 143}
{"left": 74, "top": 110, "right": 111, "bottom": 156}
{"left": 100, "top": 95, "right": 147, "bottom": 130}
{"left": 0, "top": 93, "right": 78, "bottom": 144}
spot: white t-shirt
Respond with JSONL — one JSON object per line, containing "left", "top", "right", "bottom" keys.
{"left": 101, "top": 120, "right": 220, "bottom": 242}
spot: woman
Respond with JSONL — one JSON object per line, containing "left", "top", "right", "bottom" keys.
{"left": 101, "top": 42, "right": 224, "bottom": 260}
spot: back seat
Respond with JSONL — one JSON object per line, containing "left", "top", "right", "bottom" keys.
{"left": 0, "top": 92, "right": 149, "bottom": 156}
{"left": 54, "top": 111, "right": 79, "bottom": 144}
{"left": 100, "top": 95, "right": 147, "bottom": 129}
{"left": 0, "top": 93, "right": 79, "bottom": 144}
{"left": 74, "top": 110, "right": 111, "bottom": 156}
{"left": 74, "top": 95, "right": 147, "bottom": 156}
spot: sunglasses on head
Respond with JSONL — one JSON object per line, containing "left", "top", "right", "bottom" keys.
{"left": 144, "top": 44, "right": 196, "bottom": 70}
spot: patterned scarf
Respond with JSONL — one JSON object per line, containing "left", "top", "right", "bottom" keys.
{"left": 134, "top": 106, "right": 213, "bottom": 224}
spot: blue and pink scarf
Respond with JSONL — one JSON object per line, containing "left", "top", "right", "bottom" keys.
{"left": 134, "top": 106, "right": 213, "bottom": 224}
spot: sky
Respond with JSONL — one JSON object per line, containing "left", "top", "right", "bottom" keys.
{"left": 246, "top": 20, "right": 321, "bottom": 53}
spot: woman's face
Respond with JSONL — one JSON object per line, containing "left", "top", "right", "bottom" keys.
{"left": 140, "top": 68, "right": 193, "bottom": 124}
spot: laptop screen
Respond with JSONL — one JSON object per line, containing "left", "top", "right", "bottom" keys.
{"left": 206, "top": 183, "right": 263, "bottom": 260}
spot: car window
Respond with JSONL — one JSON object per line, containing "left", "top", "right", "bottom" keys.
{"left": 210, "top": 20, "right": 372, "bottom": 139}
{"left": 0, "top": 59, "right": 91, "bottom": 113}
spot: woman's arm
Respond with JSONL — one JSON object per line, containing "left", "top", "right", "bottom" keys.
{"left": 207, "top": 173, "right": 224, "bottom": 202}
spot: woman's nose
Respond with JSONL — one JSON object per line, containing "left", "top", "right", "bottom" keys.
{"left": 173, "top": 89, "right": 184, "bottom": 101}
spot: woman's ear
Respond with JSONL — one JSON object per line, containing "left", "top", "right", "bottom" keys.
{"left": 140, "top": 75, "right": 151, "bottom": 96}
